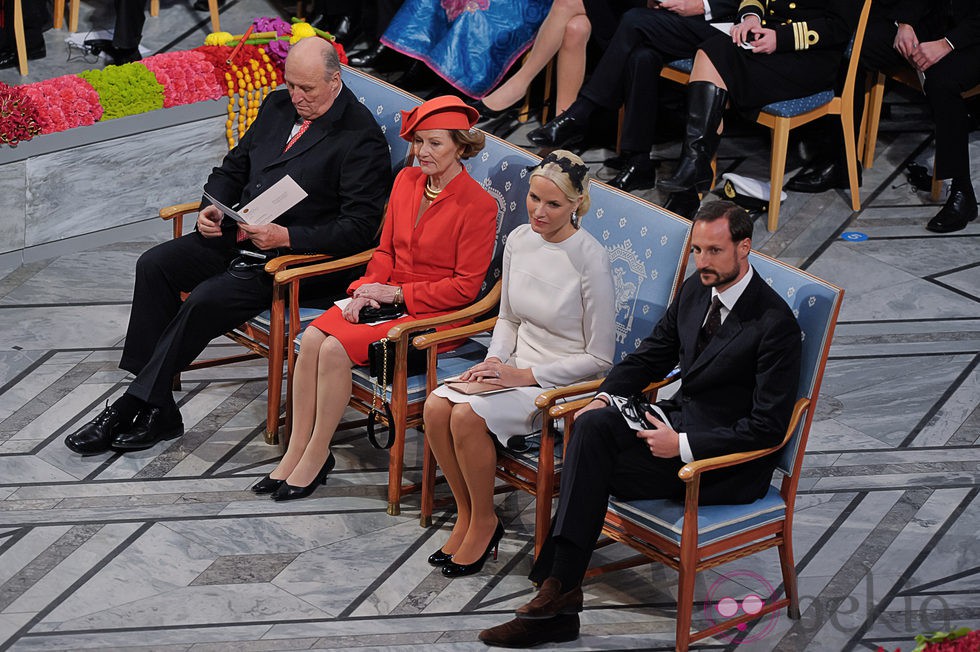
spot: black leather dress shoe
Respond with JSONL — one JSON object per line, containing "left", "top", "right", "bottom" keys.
{"left": 65, "top": 405, "right": 133, "bottom": 455}
{"left": 785, "top": 159, "right": 862, "bottom": 193}
{"left": 330, "top": 15, "right": 352, "bottom": 41}
{"left": 609, "top": 161, "right": 657, "bottom": 192}
{"left": 926, "top": 189, "right": 978, "bottom": 233}
{"left": 111, "top": 405, "right": 183, "bottom": 451}
{"left": 348, "top": 43, "right": 389, "bottom": 68}
{"left": 0, "top": 46, "right": 46, "bottom": 70}
{"left": 526, "top": 113, "right": 585, "bottom": 148}
{"left": 192, "top": 0, "right": 225, "bottom": 10}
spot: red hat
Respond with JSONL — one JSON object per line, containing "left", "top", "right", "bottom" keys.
{"left": 399, "top": 95, "right": 480, "bottom": 141}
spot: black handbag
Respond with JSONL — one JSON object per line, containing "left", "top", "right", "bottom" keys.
{"left": 365, "top": 329, "right": 435, "bottom": 449}
{"left": 359, "top": 303, "right": 405, "bottom": 323}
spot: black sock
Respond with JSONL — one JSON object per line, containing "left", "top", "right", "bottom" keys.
{"left": 563, "top": 98, "right": 596, "bottom": 122}
{"left": 623, "top": 150, "right": 655, "bottom": 171}
{"left": 951, "top": 178, "right": 976, "bottom": 201}
{"left": 111, "top": 393, "right": 145, "bottom": 422}
{"left": 550, "top": 538, "right": 589, "bottom": 592}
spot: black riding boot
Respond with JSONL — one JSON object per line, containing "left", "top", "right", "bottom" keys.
{"left": 659, "top": 82, "right": 728, "bottom": 194}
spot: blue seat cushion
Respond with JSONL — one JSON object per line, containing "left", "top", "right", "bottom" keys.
{"left": 762, "top": 91, "right": 834, "bottom": 118}
{"left": 607, "top": 485, "right": 785, "bottom": 547}
{"left": 349, "top": 338, "right": 489, "bottom": 405}
{"left": 247, "top": 306, "right": 323, "bottom": 336}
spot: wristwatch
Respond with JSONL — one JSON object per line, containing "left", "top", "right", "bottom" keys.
{"left": 394, "top": 286, "right": 404, "bottom": 305}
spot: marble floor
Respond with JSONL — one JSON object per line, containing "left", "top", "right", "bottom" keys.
{"left": 1, "top": 2, "right": 979, "bottom": 651}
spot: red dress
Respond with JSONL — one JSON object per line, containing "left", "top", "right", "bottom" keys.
{"left": 310, "top": 166, "right": 499, "bottom": 364}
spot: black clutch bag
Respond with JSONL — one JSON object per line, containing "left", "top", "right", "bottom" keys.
{"left": 359, "top": 303, "right": 404, "bottom": 323}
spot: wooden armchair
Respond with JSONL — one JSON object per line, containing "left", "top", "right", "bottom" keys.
{"left": 418, "top": 183, "right": 693, "bottom": 555}
{"left": 161, "top": 67, "right": 419, "bottom": 444}
{"left": 552, "top": 251, "right": 844, "bottom": 652}
{"left": 281, "top": 135, "right": 540, "bottom": 515}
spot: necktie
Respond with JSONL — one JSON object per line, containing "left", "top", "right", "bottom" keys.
{"left": 696, "top": 296, "right": 723, "bottom": 356}
{"left": 238, "top": 120, "right": 312, "bottom": 242}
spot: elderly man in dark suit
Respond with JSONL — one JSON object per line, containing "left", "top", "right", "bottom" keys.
{"left": 65, "top": 37, "right": 391, "bottom": 455}
{"left": 526, "top": 0, "right": 739, "bottom": 193}
{"left": 480, "top": 201, "right": 802, "bottom": 648}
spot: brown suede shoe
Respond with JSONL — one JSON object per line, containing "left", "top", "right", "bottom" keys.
{"left": 515, "top": 577, "right": 583, "bottom": 619}
{"left": 479, "top": 614, "right": 580, "bottom": 648}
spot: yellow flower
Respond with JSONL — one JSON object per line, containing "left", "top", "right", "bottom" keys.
{"left": 289, "top": 22, "right": 316, "bottom": 44}
{"left": 205, "top": 31, "right": 234, "bottom": 46}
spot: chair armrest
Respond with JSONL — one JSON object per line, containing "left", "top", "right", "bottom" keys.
{"left": 159, "top": 202, "right": 201, "bottom": 221}
{"left": 273, "top": 249, "right": 376, "bottom": 284}
{"left": 677, "top": 397, "right": 811, "bottom": 483}
{"left": 264, "top": 254, "right": 332, "bottom": 274}
{"left": 412, "top": 317, "right": 497, "bottom": 349}
{"left": 384, "top": 282, "right": 502, "bottom": 343}
{"left": 543, "top": 377, "right": 675, "bottom": 415}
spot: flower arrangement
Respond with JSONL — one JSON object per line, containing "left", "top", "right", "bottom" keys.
{"left": 0, "top": 82, "right": 41, "bottom": 146}
{"left": 79, "top": 63, "right": 165, "bottom": 120}
{"left": 0, "top": 16, "right": 341, "bottom": 148}
{"left": 141, "top": 50, "right": 224, "bottom": 108}
{"left": 877, "top": 627, "right": 978, "bottom": 652}
{"left": 21, "top": 75, "right": 103, "bottom": 132}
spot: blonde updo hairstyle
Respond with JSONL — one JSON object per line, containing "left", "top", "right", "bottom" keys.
{"left": 528, "top": 150, "right": 591, "bottom": 226}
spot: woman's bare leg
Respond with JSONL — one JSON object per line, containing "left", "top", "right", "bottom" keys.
{"left": 448, "top": 404, "right": 500, "bottom": 565}
{"left": 423, "top": 395, "right": 473, "bottom": 554}
{"left": 269, "top": 326, "right": 326, "bottom": 480}
{"left": 285, "top": 336, "right": 354, "bottom": 487}
{"left": 690, "top": 49, "right": 727, "bottom": 89}
{"left": 554, "top": 14, "right": 591, "bottom": 114}
{"left": 481, "top": 0, "right": 587, "bottom": 111}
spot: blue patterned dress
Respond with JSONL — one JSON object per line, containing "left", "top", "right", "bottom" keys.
{"left": 381, "top": 0, "right": 550, "bottom": 98}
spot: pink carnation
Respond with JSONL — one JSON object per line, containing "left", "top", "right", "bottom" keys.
{"left": 142, "top": 50, "right": 223, "bottom": 107}
{"left": 20, "top": 75, "right": 102, "bottom": 134}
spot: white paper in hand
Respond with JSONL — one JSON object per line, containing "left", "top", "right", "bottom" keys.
{"left": 203, "top": 175, "right": 308, "bottom": 225}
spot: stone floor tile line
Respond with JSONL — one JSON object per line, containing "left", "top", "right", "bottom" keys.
{"left": 0, "top": 351, "right": 57, "bottom": 398}
{"left": 898, "top": 354, "right": 979, "bottom": 448}
{"left": 462, "top": 537, "right": 535, "bottom": 612}
{"left": 841, "top": 487, "right": 978, "bottom": 650}
{"left": 0, "top": 522, "right": 152, "bottom": 651}
{"left": 896, "top": 566, "right": 980, "bottom": 596}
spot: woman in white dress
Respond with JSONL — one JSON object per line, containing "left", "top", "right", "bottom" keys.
{"left": 423, "top": 150, "right": 616, "bottom": 578}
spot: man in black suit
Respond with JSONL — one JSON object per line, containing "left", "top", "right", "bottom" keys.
{"left": 480, "top": 201, "right": 802, "bottom": 648}
{"left": 64, "top": 38, "right": 391, "bottom": 455}
{"left": 788, "top": 0, "right": 980, "bottom": 233}
{"left": 526, "top": 0, "right": 738, "bottom": 193}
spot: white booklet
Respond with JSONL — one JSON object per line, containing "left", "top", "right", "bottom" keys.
{"left": 203, "top": 175, "right": 308, "bottom": 226}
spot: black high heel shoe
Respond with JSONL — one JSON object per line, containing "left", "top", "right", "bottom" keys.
{"left": 441, "top": 520, "right": 504, "bottom": 578}
{"left": 466, "top": 98, "right": 513, "bottom": 121}
{"left": 250, "top": 474, "right": 284, "bottom": 494}
{"left": 427, "top": 548, "right": 453, "bottom": 566}
{"left": 271, "top": 453, "right": 336, "bottom": 502}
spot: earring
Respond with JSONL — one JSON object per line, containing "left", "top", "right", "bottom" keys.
{"left": 570, "top": 210, "right": 579, "bottom": 229}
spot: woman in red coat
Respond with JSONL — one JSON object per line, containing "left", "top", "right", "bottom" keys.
{"left": 254, "top": 96, "right": 500, "bottom": 501}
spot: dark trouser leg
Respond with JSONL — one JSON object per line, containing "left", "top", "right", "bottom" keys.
{"left": 619, "top": 46, "right": 663, "bottom": 154}
{"left": 925, "top": 47, "right": 980, "bottom": 186}
{"left": 121, "top": 233, "right": 271, "bottom": 407}
{"left": 530, "top": 406, "right": 683, "bottom": 586}
{"left": 112, "top": 0, "right": 146, "bottom": 50}
{"left": 1, "top": 1, "right": 49, "bottom": 51}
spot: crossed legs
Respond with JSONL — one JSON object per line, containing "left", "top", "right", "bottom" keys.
{"left": 481, "top": 0, "right": 590, "bottom": 114}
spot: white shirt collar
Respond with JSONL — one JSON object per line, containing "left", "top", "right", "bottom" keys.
{"left": 712, "top": 265, "right": 753, "bottom": 316}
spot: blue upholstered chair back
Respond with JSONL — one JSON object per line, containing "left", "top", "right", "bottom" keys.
{"left": 747, "top": 253, "right": 843, "bottom": 476}
{"left": 341, "top": 65, "right": 421, "bottom": 171}
{"left": 581, "top": 186, "right": 692, "bottom": 363}
{"left": 461, "top": 135, "right": 540, "bottom": 299}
